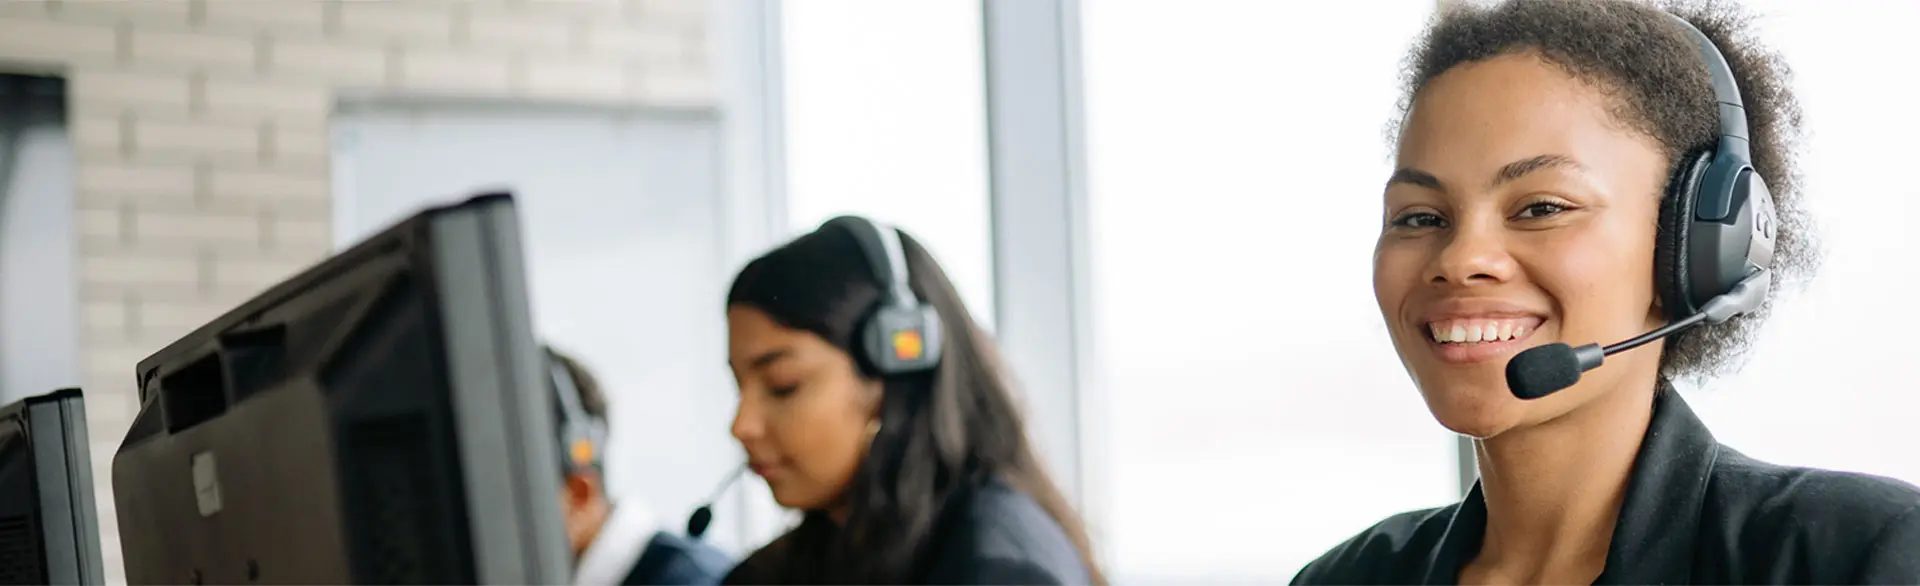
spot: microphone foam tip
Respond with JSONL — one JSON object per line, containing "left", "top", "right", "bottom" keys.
{"left": 1506, "top": 343, "right": 1582, "bottom": 400}
{"left": 687, "top": 506, "right": 714, "bottom": 538}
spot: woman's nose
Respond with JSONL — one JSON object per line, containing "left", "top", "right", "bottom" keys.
{"left": 1430, "top": 222, "right": 1517, "bottom": 287}
{"left": 731, "top": 398, "right": 765, "bottom": 444}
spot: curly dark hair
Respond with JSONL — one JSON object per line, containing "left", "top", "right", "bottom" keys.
{"left": 1395, "top": 0, "right": 1818, "bottom": 380}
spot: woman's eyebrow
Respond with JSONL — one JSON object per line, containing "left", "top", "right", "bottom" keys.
{"left": 1490, "top": 154, "right": 1585, "bottom": 189}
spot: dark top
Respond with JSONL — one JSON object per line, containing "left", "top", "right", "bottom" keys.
{"left": 624, "top": 532, "right": 734, "bottom": 585}
{"left": 1292, "top": 388, "right": 1920, "bottom": 585}
{"left": 721, "top": 479, "right": 1092, "bottom": 585}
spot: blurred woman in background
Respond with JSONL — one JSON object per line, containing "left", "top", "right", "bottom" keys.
{"left": 1295, "top": 1, "right": 1920, "bottom": 583}
{"left": 720, "top": 216, "right": 1104, "bottom": 585}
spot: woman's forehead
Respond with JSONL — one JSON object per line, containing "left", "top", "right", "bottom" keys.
{"left": 1395, "top": 56, "right": 1660, "bottom": 184}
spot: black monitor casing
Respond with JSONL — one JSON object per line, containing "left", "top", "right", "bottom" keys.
{"left": 0, "top": 388, "right": 104, "bottom": 586}
{"left": 111, "top": 194, "right": 570, "bottom": 585}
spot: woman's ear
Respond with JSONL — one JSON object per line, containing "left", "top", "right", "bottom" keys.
{"left": 564, "top": 471, "right": 599, "bottom": 506}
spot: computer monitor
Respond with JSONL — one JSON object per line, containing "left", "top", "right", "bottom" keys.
{"left": 110, "top": 193, "right": 570, "bottom": 585}
{"left": 0, "top": 388, "right": 104, "bottom": 586}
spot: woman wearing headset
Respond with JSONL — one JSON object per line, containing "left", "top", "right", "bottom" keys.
{"left": 719, "top": 217, "right": 1105, "bottom": 585}
{"left": 1295, "top": 1, "right": 1920, "bottom": 584}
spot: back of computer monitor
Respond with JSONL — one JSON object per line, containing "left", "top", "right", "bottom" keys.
{"left": 110, "top": 194, "right": 569, "bottom": 585}
{"left": 0, "top": 388, "right": 105, "bottom": 586}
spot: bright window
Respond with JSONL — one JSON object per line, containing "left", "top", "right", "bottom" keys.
{"left": 1081, "top": 1, "right": 1453, "bottom": 580}
{"left": 0, "top": 102, "right": 78, "bottom": 404}
{"left": 780, "top": 0, "right": 996, "bottom": 326}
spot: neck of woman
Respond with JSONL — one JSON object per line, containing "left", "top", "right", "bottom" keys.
{"left": 1464, "top": 376, "right": 1658, "bottom": 584}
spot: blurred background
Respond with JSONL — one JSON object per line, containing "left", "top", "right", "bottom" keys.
{"left": 1, "top": 0, "right": 1915, "bottom": 583}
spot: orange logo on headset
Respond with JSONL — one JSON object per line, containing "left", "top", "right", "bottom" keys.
{"left": 892, "top": 329, "right": 924, "bottom": 361}
{"left": 570, "top": 438, "right": 596, "bottom": 467}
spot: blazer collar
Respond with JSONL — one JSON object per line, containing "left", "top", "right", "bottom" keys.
{"left": 1423, "top": 386, "right": 1719, "bottom": 585}
{"left": 1597, "top": 385, "right": 1718, "bottom": 584}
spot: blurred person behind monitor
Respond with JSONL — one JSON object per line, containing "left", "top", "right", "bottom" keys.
{"left": 547, "top": 346, "right": 734, "bottom": 585}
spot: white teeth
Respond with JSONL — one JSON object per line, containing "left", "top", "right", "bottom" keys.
{"left": 1429, "top": 319, "right": 1535, "bottom": 344}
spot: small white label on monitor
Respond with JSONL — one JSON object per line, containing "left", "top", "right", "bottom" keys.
{"left": 192, "top": 451, "right": 223, "bottom": 517}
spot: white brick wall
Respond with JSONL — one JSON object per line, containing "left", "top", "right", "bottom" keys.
{"left": 0, "top": 1, "right": 715, "bottom": 582}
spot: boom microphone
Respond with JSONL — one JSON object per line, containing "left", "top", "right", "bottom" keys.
{"left": 686, "top": 464, "right": 749, "bottom": 539}
{"left": 1505, "top": 271, "right": 1771, "bottom": 400}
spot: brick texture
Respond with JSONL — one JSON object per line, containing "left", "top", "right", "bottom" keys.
{"left": 69, "top": 70, "right": 192, "bottom": 114}
{"left": 0, "top": 1, "right": 715, "bottom": 582}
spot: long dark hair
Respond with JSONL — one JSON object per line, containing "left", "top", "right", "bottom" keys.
{"left": 726, "top": 222, "right": 1106, "bottom": 585}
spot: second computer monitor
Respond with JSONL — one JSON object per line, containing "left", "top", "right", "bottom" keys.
{"left": 0, "top": 388, "right": 104, "bottom": 586}
{"left": 111, "top": 193, "right": 571, "bottom": 585}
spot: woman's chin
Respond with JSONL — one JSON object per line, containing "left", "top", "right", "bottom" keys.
{"left": 769, "top": 488, "right": 831, "bottom": 512}
{"left": 769, "top": 492, "right": 807, "bottom": 510}
{"left": 1418, "top": 381, "right": 1530, "bottom": 439}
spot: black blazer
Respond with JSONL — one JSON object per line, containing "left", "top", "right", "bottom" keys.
{"left": 721, "top": 479, "right": 1091, "bottom": 585}
{"left": 1293, "top": 387, "right": 1920, "bottom": 585}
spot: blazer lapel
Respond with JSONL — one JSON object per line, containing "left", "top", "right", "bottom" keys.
{"left": 1596, "top": 386, "right": 1718, "bottom": 585}
{"left": 1422, "top": 483, "right": 1487, "bottom": 584}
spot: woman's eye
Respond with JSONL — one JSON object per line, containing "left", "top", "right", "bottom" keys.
{"left": 1390, "top": 212, "right": 1447, "bottom": 229}
{"left": 1515, "top": 202, "right": 1568, "bottom": 219}
{"left": 768, "top": 384, "right": 798, "bottom": 398}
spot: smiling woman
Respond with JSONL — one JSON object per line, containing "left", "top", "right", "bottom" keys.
{"left": 1293, "top": 1, "right": 1920, "bottom": 584}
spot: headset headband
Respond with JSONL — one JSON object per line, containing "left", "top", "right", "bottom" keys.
{"left": 546, "top": 348, "right": 604, "bottom": 471}
{"left": 830, "top": 216, "right": 918, "bottom": 309}
{"left": 550, "top": 354, "right": 592, "bottom": 425}
{"left": 1665, "top": 14, "right": 1749, "bottom": 146}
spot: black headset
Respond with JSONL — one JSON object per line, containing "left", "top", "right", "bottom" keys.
{"left": 1655, "top": 13, "right": 1777, "bottom": 321}
{"left": 547, "top": 348, "right": 608, "bottom": 474}
{"left": 823, "top": 215, "right": 945, "bottom": 375}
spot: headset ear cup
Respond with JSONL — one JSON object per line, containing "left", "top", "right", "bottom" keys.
{"left": 916, "top": 305, "right": 943, "bottom": 365}
{"left": 856, "top": 304, "right": 943, "bottom": 377}
{"left": 853, "top": 313, "right": 884, "bottom": 376}
{"left": 858, "top": 306, "right": 905, "bottom": 376}
{"left": 1656, "top": 150, "right": 1713, "bottom": 318}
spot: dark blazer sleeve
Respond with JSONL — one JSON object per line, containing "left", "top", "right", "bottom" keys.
{"left": 718, "top": 531, "right": 792, "bottom": 586}
{"left": 625, "top": 532, "right": 735, "bottom": 586}
{"left": 943, "top": 557, "right": 1067, "bottom": 585}
{"left": 1853, "top": 503, "right": 1920, "bottom": 584}
{"left": 720, "top": 483, "right": 1087, "bottom": 585}
{"left": 917, "top": 482, "right": 1091, "bottom": 585}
